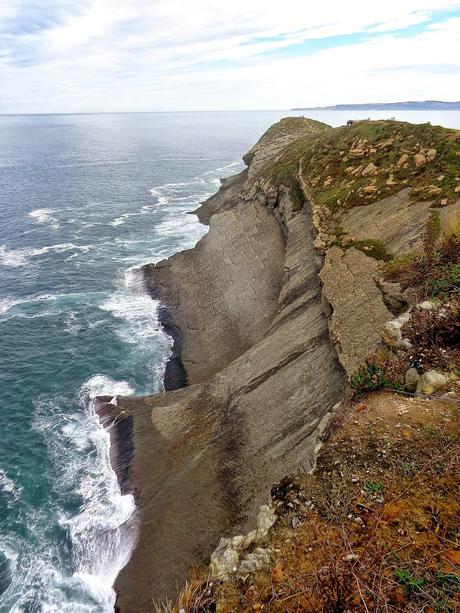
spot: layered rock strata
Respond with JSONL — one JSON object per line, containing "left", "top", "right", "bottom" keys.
{"left": 104, "top": 117, "right": 460, "bottom": 610}
{"left": 111, "top": 118, "right": 345, "bottom": 611}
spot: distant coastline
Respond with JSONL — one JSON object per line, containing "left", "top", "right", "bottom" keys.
{"left": 292, "top": 100, "right": 460, "bottom": 111}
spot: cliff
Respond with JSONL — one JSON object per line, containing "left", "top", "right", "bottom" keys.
{"left": 101, "top": 117, "right": 460, "bottom": 611}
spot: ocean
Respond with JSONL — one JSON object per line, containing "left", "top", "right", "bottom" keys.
{"left": 1, "top": 109, "right": 459, "bottom": 612}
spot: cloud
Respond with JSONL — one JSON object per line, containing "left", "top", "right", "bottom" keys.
{"left": 0, "top": 0, "right": 459, "bottom": 112}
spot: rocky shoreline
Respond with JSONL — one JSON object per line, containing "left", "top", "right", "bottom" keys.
{"left": 97, "top": 116, "right": 460, "bottom": 611}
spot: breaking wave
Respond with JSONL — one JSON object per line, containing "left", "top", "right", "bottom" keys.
{"left": 0, "top": 244, "right": 90, "bottom": 267}
{"left": 28, "top": 208, "right": 60, "bottom": 230}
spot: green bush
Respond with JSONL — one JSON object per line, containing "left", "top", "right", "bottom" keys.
{"left": 271, "top": 161, "right": 305, "bottom": 212}
{"left": 350, "top": 363, "right": 395, "bottom": 396}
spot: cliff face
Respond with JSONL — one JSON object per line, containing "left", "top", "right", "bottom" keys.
{"left": 105, "top": 117, "right": 460, "bottom": 611}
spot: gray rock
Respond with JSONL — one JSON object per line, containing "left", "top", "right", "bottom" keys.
{"left": 416, "top": 370, "right": 457, "bottom": 395}
{"left": 340, "top": 188, "right": 434, "bottom": 255}
{"left": 238, "top": 548, "right": 271, "bottom": 576}
{"left": 320, "top": 247, "right": 394, "bottom": 378}
{"left": 115, "top": 185, "right": 344, "bottom": 608}
{"left": 362, "top": 162, "right": 378, "bottom": 177}
{"left": 256, "top": 505, "right": 277, "bottom": 539}
{"left": 405, "top": 368, "right": 420, "bottom": 392}
{"left": 382, "top": 311, "right": 412, "bottom": 351}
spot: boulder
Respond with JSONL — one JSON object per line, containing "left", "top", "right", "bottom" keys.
{"left": 405, "top": 368, "right": 420, "bottom": 392}
{"left": 397, "top": 153, "right": 409, "bottom": 168}
{"left": 416, "top": 370, "right": 449, "bottom": 395}
{"left": 427, "top": 186, "right": 442, "bottom": 197}
{"left": 426, "top": 148, "right": 437, "bottom": 161}
{"left": 362, "top": 162, "right": 378, "bottom": 177}
{"left": 382, "top": 311, "right": 412, "bottom": 351}
{"left": 209, "top": 505, "right": 277, "bottom": 579}
{"left": 417, "top": 300, "right": 436, "bottom": 311}
{"left": 362, "top": 185, "right": 378, "bottom": 195}
{"left": 256, "top": 505, "right": 277, "bottom": 538}
{"left": 414, "top": 153, "right": 426, "bottom": 168}
{"left": 238, "top": 549, "right": 271, "bottom": 576}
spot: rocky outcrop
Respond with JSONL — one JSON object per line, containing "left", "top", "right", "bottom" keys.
{"left": 105, "top": 117, "right": 460, "bottom": 611}
{"left": 143, "top": 201, "right": 285, "bottom": 385}
{"left": 113, "top": 194, "right": 344, "bottom": 610}
{"left": 112, "top": 119, "right": 345, "bottom": 611}
{"left": 340, "top": 188, "right": 434, "bottom": 255}
{"left": 320, "top": 247, "right": 394, "bottom": 377}
{"left": 194, "top": 169, "right": 248, "bottom": 224}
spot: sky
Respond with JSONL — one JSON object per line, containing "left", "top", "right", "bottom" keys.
{"left": 0, "top": 0, "right": 460, "bottom": 113}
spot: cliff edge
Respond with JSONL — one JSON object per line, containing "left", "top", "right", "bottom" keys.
{"left": 101, "top": 117, "right": 460, "bottom": 611}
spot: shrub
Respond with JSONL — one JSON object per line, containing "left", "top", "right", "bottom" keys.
{"left": 403, "top": 299, "right": 460, "bottom": 372}
{"left": 442, "top": 209, "right": 460, "bottom": 241}
{"left": 271, "top": 161, "right": 305, "bottom": 212}
{"left": 394, "top": 569, "right": 425, "bottom": 594}
{"left": 350, "top": 363, "right": 395, "bottom": 396}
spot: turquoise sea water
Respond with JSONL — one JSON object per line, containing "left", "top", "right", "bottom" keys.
{"left": 0, "top": 110, "right": 459, "bottom": 612}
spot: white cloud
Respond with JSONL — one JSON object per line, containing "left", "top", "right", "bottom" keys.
{"left": 0, "top": 0, "right": 459, "bottom": 112}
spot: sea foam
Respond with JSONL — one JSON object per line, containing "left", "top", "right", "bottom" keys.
{"left": 0, "top": 244, "right": 90, "bottom": 267}
{"left": 28, "top": 208, "right": 60, "bottom": 230}
{"left": 28, "top": 375, "right": 137, "bottom": 612}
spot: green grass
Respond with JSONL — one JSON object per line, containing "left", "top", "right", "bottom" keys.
{"left": 349, "top": 238, "right": 392, "bottom": 261}
{"left": 270, "top": 161, "right": 305, "bottom": 212}
{"left": 364, "top": 481, "right": 384, "bottom": 496}
{"left": 394, "top": 569, "right": 425, "bottom": 594}
{"left": 259, "top": 119, "right": 460, "bottom": 214}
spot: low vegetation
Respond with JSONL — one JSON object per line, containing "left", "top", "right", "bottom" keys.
{"left": 165, "top": 394, "right": 460, "bottom": 612}
{"left": 260, "top": 119, "right": 460, "bottom": 217}
{"left": 383, "top": 236, "right": 460, "bottom": 302}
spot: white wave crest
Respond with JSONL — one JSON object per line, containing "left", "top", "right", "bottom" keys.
{"left": 0, "top": 298, "right": 22, "bottom": 316}
{"left": 28, "top": 208, "right": 59, "bottom": 230}
{"left": 0, "top": 244, "right": 90, "bottom": 267}
{"left": 79, "top": 374, "right": 134, "bottom": 403}
{"left": 0, "top": 470, "right": 20, "bottom": 498}
{"left": 27, "top": 377, "right": 137, "bottom": 612}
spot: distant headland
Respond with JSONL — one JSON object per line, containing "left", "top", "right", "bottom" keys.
{"left": 292, "top": 100, "right": 460, "bottom": 111}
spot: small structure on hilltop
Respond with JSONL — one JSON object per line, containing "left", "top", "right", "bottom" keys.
{"left": 347, "top": 118, "right": 371, "bottom": 125}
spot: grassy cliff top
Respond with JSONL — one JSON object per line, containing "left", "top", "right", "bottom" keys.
{"left": 261, "top": 119, "right": 460, "bottom": 210}
{"left": 243, "top": 116, "right": 329, "bottom": 166}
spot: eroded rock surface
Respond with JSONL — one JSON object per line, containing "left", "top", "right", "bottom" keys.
{"left": 114, "top": 188, "right": 344, "bottom": 612}
{"left": 143, "top": 202, "right": 285, "bottom": 385}
{"left": 107, "top": 118, "right": 460, "bottom": 611}
{"left": 320, "top": 247, "right": 394, "bottom": 377}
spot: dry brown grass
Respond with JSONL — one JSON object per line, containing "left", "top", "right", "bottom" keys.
{"left": 174, "top": 393, "right": 460, "bottom": 613}
{"left": 442, "top": 210, "right": 460, "bottom": 242}
{"left": 155, "top": 573, "right": 215, "bottom": 613}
